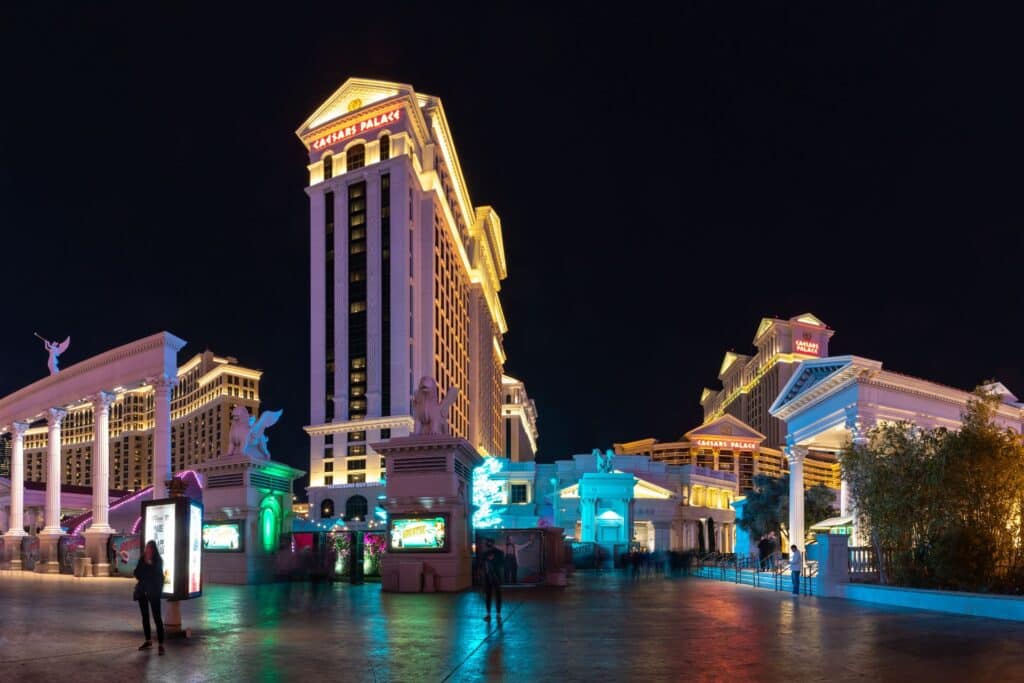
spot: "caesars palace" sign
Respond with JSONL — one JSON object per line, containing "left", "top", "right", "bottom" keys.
{"left": 310, "top": 107, "right": 402, "bottom": 151}
{"left": 694, "top": 439, "right": 758, "bottom": 450}
{"left": 794, "top": 338, "right": 820, "bottom": 356}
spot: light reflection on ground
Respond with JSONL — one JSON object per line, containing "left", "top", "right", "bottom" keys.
{"left": 0, "top": 570, "right": 1023, "bottom": 681}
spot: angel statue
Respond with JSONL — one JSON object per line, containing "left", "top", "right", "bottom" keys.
{"left": 36, "top": 333, "right": 70, "bottom": 376}
{"left": 227, "top": 406, "right": 283, "bottom": 458}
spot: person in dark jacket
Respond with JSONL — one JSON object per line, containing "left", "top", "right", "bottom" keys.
{"left": 476, "top": 538, "right": 505, "bottom": 622}
{"left": 134, "top": 540, "right": 166, "bottom": 654}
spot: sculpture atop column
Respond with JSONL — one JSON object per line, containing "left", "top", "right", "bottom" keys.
{"left": 412, "top": 376, "right": 458, "bottom": 436}
{"left": 594, "top": 448, "right": 615, "bottom": 473}
{"left": 227, "top": 406, "right": 283, "bottom": 458}
{"left": 36, "top": 333, "right": 70, "bottom": 375}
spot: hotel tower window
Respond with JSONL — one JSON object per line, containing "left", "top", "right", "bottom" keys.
{"left": 348, "top": 181, "right": 368, "bottom": 418}
{"left": 323, "top": 154, "right": 333, "bottom": 180}
{"left": 379, "top": 134, "right": 390, "bottom": 161}
{"left": 324, "top": 191, "right": 336, "bottom": 421}
{"left": 381, "top": 173, "right": 391, "bottom": 416}
{"left": 347, "top": 143, "right": 365, "bottom": 171}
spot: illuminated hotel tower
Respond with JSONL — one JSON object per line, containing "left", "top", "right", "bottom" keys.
{"left": 296, "top": 78, "right": 509, "bottom": 495}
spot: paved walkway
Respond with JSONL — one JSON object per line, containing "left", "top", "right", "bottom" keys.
{"left": 1, "top": 570, "right": 1023, "bottom": 681}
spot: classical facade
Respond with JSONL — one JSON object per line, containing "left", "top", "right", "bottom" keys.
{"left": 769, "top": 355, "right": 1024, "bottom": 549}
{"left": 480, "top": 452, "right": 739, "bottom": 556}
{"left": 701, "top": 313, "right": 834, "bottom": 449}
{"left": 502, "top": 375, "right": 538, "bottom": 462}
{"left": 0, "top": 332, "right": 187, "bottom": 574}
{"left": 18, "top": 350, "right": 261, "bottom": 491}
{"left": 297, "top": 79, "right": 511, "bottom": 502}
{"left": 615, "top": 414, "right": 840, "bottom": 492}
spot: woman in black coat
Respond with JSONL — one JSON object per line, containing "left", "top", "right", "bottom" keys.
{"left": 134, "top": 540, "right": 166, "bottom": 654}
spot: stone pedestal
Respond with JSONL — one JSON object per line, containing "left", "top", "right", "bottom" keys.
{"left": 808, "top": 533, "right": 850, "bottom": 597}
{"left": 195, "top": 453, "right": 304, "bottom": 585}
{"left": 375, "top": 435, "right": 481, "bottom": 592}
{"left": 579, "top": 472, "right": 635, "bottom": 568}
{"left": 84, "top": 528, "right": 113, "bottom": 577}
{"left": 2, "top": 532, "right": 25, "bottom": 570}
{"left": 37, "top": 532, "right": 61, "bottom": 574}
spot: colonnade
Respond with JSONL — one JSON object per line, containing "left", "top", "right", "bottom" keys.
{"left": 678, "top": 519, "right": 735, "bottom": 553}
{"left": 3, "top": 374, "right": 177, "bottom": 574}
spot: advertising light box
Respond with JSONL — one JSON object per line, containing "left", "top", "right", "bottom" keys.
{"left": 389, "top": 514, "right": 449, "bottom": 552}
{"left": 203, "top": 521, "right": 244, "bottom": 552}
{"left": 141, "top": 497, "right": 203, "bottom": 600}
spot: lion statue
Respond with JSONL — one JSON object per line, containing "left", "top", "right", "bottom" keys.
{"left": 413, "top": 376, "right": 459, "bottom": 436}
{"left": 228, "top": 405, "right": 283, "bottom": 458}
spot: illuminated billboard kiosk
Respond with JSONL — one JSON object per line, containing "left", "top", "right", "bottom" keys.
{"left": 141, "top": 495, "right": 204, "bottom": 601}
{"left": 375, "top": 401, "right": 481, "bottom": 592}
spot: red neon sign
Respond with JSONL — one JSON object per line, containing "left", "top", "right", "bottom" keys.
{"left": 794, "top": 338, "right": 820, "bottom": 356}
{"left": 310, "top": 107, "right": 402, "bottom": 151}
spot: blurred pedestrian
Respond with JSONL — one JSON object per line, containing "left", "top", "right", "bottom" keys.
{"left": 134, "top": 540, "right": 165, "bottom": 655}
{"left": 477, "top": 538, "right": 505, "bottom": 622}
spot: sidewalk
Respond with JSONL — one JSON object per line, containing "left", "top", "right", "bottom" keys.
{"left": 1, "top": 571, "right": 1023, "bottom": 681}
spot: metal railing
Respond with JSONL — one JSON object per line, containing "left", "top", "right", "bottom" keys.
{"left": 687, "top": 551, "right": 818, "bottom": 596}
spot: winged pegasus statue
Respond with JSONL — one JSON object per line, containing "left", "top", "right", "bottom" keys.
{"left": 227, "top": 406, "right": 283, "bottom": 458}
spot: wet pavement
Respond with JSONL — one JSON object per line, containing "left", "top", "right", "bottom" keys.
{"left": 1, "top": 570, "right": 1023, "bottom": 682}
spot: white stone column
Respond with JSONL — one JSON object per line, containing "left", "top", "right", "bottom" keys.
{"left": 39, "top": 408, "right": 67, "bottom": 573}
{"left": 844, "top": 408, "right": 871, "bottom": 545}
{"left": 90, "top": 392, "right": 115, "bottom": 530}
{"left": 5, "top": 421, "right": 30, "bottom": 538}
{"left": 42, "top": 408, "right": 67, "bottom": 534}
{"left": 787, "top": 444, "right": 807, "bottom": 552}
{"left": 151, "top": 375, "right": 177, "bottom": 499}
{"left": 85, "top": 392, "right": 116, "bottom": 576}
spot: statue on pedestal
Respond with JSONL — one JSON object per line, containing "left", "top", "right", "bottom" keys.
{"left": 594, "top": 448, "right": 615, "bottom": 473}
{"left": 413, "top": 376, "right": 459, "bottom": 436}
{"left": 36, "top": 333, "right": 70, "bottom": 375}
{"left": 227, "top": 406, "right": 283, "bottom": 458}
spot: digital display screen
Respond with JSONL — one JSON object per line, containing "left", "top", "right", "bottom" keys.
{"left": 144, "top": 502, "right": 176, "bottom": 595}
{"left": 188, "top": 503, "right": 202, "bottom": 595}
{"left": 203, "top": 521, "right": 244, "bottom": 552}
{"left": 389, "top": 516, "right": 448, "bottom": 552}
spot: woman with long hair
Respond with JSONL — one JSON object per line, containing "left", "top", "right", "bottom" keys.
{"left": 134, "top": 540, "right": 166, "bottom": 654}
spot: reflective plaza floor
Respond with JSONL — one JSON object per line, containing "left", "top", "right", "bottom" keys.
{"left": 2, "top": 570, "right": 1024, "bottom": 682}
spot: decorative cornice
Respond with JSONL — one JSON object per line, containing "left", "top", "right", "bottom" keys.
{"left": 304, "top": 415, "right": 414, "bottom": 436}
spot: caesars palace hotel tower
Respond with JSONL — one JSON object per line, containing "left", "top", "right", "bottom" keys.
{"left": 296, "top": 78, "right": 510, "bottom": 497}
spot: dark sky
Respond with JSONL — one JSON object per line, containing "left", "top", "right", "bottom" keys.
{"left": 2, "top": 5, "right": 1021, "bottom": 491}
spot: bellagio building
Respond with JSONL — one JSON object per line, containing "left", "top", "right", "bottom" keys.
{"left": 296, "top": 78, "right": 510, "bottom": 502}
{"left": 20, "top": 351, "right": 261, "bottom": 491}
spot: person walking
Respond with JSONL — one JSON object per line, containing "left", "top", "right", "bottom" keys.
{"left": 134, "top": 540, "right": 166, "bottom": 654}
{"left": 478, "top": 538, "right": 505, "bottom": 622}
{"left": 790, "top": 544, "right": 803, "bottom": 595}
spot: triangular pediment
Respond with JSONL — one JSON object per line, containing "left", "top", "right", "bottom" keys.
{"left": 295, "top": 78, "right": 417, "bottom": 141}
{"left": 718, "top": 351, "right": 750, "bottom": 378}
{"left": 684, "top": 414, "right": 765, "bottom": 442}
{"left": 793, "top": 312, "right": 827, "bottom": 327}
{"left": 754, "top": 317, "right": 776, "bottom": 342}
{"left": 632, "top": 476, "right": 676, "bottom": 500}
{"left": 769, "top": 355, "right": 882, "bottom": 418}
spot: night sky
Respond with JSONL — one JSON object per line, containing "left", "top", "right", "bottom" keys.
{"left": 2, "top": 5, "right": 1021, "bottom": 493}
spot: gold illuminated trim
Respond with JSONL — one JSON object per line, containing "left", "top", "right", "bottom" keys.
{"left": 303, "top": 415, "right": 414, "bottom": 436}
